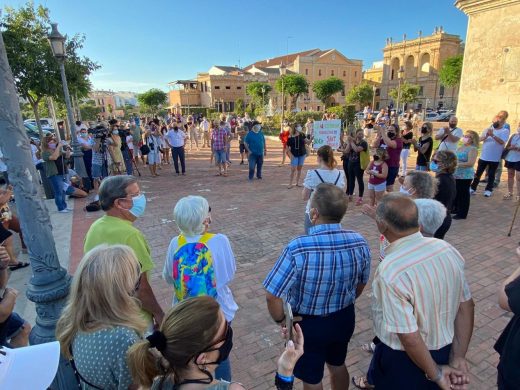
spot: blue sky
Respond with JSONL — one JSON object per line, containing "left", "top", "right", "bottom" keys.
{"left": 5, "top": 0, "right": 468, "bottom": 92}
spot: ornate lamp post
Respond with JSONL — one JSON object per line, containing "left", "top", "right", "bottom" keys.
{"left": 279, "top": 63, "right": 287, "bottom": 131}
{"left": 372, "top": 85, "right": 377, "bottom": 111}
{"left": 48, "top": 23, "right": 87, "bottom": 178}
{"left": 395, "top": 66, "right": 405, "bottom": 124}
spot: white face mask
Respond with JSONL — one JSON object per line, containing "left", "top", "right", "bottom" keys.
{"left": 399, "top": 185, "right": 412, "bottom": 196}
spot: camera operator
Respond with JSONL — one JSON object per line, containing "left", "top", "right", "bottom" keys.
{"left": 85, "top": 125, "right": 110, "bottom": 210}
{"left": 106, "top": 119, "right": 124, "bottom": 176}
{"left": 116, "top": 122, "right": 133, "bottom": 176}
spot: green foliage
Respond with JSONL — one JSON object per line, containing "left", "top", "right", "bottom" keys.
{"left": 326, "top": 105, "right": 347, "bottom": 123}
{"left": 312, "top": 77, "right": 345, "bottom": 107}
{"left": 137, "top": 88, "right": 167, "bottom": 115}
{"left": 263, "top": 111, "right": 323, "bottom": 132}
{"left": 275, "top": 74, "right": 309, "bottom": 109}
{"left": 246, "top": 82, "right": 271, "bottom": 105}
{"left": 234, "top": 98, "right": 245, "bottom": 116}
{"left": 345, "top": 83, "right": 373, "bottom": 108}
{"left": 389, "top": 82, "right": 421, "bottom": 104}
{"left": 346, "top": 105, "right": 356, "bottom": 125}
{"left": 79, "top": 102, "right": 101, "bottom": 120}
{"left": 439, "top": 54, "right": 463, "bottom": 88}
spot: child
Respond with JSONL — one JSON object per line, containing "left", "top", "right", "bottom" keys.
{"left": 366, "top": 148, "right": 389, "bottom": 207}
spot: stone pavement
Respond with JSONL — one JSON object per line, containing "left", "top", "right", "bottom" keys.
{"left": 11, "top": 137, "right": 519, "bottom": 389}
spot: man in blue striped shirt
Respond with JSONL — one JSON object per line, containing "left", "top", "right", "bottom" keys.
{"left": 263, "top": 183, "right": 371, "bottom": 389}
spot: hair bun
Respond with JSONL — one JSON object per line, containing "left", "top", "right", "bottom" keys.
{"left": 146, "top": 330, "right": 167, "bottom": 352}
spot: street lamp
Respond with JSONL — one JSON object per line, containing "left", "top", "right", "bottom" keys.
{"left": 372, "top": 85, "right": 377, "bottom": 111}
{"left": 395, "top": 65, "right": 405, "bottom": 124}
{"left": 279, "top": 63, "right": 287, "bottom": 131}
{"left": 48, "top": 23, "right": 87, "bottom": 178}
{"left": 261, "top": 85, "right": 266, "bottom": 116}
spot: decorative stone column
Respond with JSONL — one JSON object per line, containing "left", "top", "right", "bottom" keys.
{"left": 455, "top": 0, "right": 520, "bottom": 130}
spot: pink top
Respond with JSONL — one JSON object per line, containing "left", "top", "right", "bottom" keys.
{"left": 368, "top": 162, "right": 386, "bottom": 185}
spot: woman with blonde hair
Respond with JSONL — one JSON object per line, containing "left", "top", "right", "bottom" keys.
{"left": 302, "top": 145, "right": 346, "bottom": 233}
{"left": 128, "top": 296, "right": 304, "bottom": 390}
{"left": 56, "top": 244, "right": 147, "bottom": 389}
{"left": 453, "top": 130, "right": 479, "bottom": 219}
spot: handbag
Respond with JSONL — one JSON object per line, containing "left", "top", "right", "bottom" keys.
{"left": 140, "top": 144, "right": 150, "bottom": 155}
{"left": 360, "top": 148, "right": 370, "bottom": 170}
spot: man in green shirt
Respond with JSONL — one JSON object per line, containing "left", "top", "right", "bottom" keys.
{"left": 84, "top": 175, "right": 164, "bottom": 327}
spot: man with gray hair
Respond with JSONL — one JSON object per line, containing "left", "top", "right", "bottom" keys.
{"left": 84, "top": 175, "right": 164, "bottom": 327}
{"left": 370, "top": 193, "right": 474, "bottom": 389}
{"left": 414, "top": 199, "right": 447, "bottom": 237}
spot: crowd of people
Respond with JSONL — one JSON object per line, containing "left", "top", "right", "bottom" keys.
{"left": 0, "top": 105, "right": 519, "bottom": 389}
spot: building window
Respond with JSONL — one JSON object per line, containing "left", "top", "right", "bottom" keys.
{"left": 225, "top": 86, "right": 231, "bottom": 90}
{"left": 343, "top": 70, "right": 346, "bottom": 77}
{"left": 317, "top": 105, "right": 321, "bottom": 111}
{"left": 237, "top": 86, "right": 242, "bottom": 90}
{"left": 375, "top": 88, "right": 380, "bottom": 96}
{"left": 214, "top": 86, "right": 220, "bottom": 89}
{"left": 305, "top": 69, "right": 308, "bottom": 75}
{"left": 331, "top": 70, "right": 334, "bottom": 76}
{"left": 304, "top": 106, "right": 307, "bottom": 111}
{"left": 418, "top": 86, "right": 424, "bottom": 96}
{"left": 341, "top": 88, "right": 345, "bottom": 97}
{"left": 354, "top": 71, "right": 357, "bottom": 78}
{"left": 318, "top": 69, "right": 322, "bottom": 76}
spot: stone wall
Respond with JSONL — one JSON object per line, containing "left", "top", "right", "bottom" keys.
{"left": 456, "top": 0, "right": 520, "bottom": 131}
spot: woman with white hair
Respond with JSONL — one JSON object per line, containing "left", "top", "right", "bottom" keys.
{"left": 56, "top": 244, "right": 146, "bottom": 389}
{"left": 163, "top": 195, "right": 238, "bottom": 381}
{"left": 414, "top": 199, "right": 447, "bottom": 237}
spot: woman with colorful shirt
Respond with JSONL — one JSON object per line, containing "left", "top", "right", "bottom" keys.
{"left": 163, "top": 195, "right": 238, "bottom": 381}
{"left": 453, "top": 130, "right": 479, "bottom": 219}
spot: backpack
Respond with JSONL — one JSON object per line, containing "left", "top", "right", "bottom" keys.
{"left": 171, "top": 233, "right": 217, "bottom": 301}
{"left": 360, "top": 147, "right": 370, "bottom": 170}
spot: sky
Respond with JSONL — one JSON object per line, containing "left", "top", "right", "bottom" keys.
{"left": 5, "top": 0, "right": 469, "bottom": 93}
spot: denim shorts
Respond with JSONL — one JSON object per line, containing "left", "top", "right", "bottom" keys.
{"left": 291, "top": 155, "right": 306, "bottom": 167}
{"left": 368, "top": 181, "right": 387, "bottom": 192}
{"left": 91, "top": 164, "right": 106, "bottom": 179}
{"left": 214, "top": 150, "right": 227, "bottom": 164}
{"left": 415, "top": 165, "right": 428, "bottom": 172}
{"left": 0, "top": 312, "right": 25, "bottom": 346}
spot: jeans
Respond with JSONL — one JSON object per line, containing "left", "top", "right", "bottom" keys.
{"left": 171, "top": 147, "right": 186, "bottom": 173}
{"left": 122, "top": 149, "right": 133, "bottom": 175}
{"left": 248, "top": 154, "right": 263, "bottom": 180}
{"left": 454, "top": 179, "right": 472, "bottom": 218}
{"left": 215, "top": 358, "right": 232, "bottom": 381}
{"left": 49, "top": 175, "right": 67, "bottom": 211}
{"left": 471, "top": 159, "right": 499, "bottom": 192}
{"left": 347, "top": 160, "right": 364, "bottom": 197}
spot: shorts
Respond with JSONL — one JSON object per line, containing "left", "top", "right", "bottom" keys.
{"left": 239, "top": 143, "right": 247, "bottom": 154}
{"left": 91, "top": 164, "right": 106, "bottom": 179}
{"left": 0, "top": 223, "right": 12, "bottom": 243}
{"left": 415, "top": 165, "right": 428, "bottom": 172}
{"left": 65, "top": 185, "right": 76, "bottom": 196}
{"left": 0, "top": 312, "right": 25, "bottom": 346}
{"left": 505, "top": 160, "right": 520, "bottom": 171}
{"left": 386, "top": 166, "right": 399, "bottom": 185}
{"left": 214, "top": 150, "right": 227, "bottom": 164}
{"left": 291, "top": 155, "right": 306, "bottom": 167}
{"left": 294, "top": 304, "right": 355, "bottom": 385}
{"left": 368, "top": 181, "right": 387, "bottom": 192}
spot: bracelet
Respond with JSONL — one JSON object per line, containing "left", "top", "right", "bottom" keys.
{"left": 276, "top": 373, "right": 294, "bottom": 382}
{"left": 425, "top": 365, "right": 443, "bottom": 382}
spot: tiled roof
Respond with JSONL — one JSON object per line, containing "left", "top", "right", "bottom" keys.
{"left": 244, "top": 49, "right": 321, "bottom": 70}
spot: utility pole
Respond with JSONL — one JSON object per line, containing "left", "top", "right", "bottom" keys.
{"left": 0, "top": 29, "right": 75, "bottom": 388}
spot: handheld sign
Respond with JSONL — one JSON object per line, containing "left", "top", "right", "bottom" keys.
{"left": 312, "top": 119, "right": 342, "bottom": 150}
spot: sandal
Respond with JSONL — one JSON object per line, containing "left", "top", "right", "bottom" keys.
{"left": 9, "top": 262, "right": 30, "bottom": 271}
{"left": 361, "top": 342, "right": 376, "bottom": 353}
{"left": 503, "top": 192, "right": 513, "bottom": 200}
{"left": 352, "top": 375, "right": 374, "bottom": 389}
{"left": 287, "top": 185, "right": 294, "bottom": 189}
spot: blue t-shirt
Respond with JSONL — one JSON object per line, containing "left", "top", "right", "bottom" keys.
{"left": 244, "top": 131, "right": 265, "bottom": 155}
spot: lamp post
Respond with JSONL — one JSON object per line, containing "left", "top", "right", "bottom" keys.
{"left": 395, "top": 65, "right": 405, "bottom": 125}
{"left": 279, "top": 63, "right": 287, "bottom": 131}
{"left": 372, "top": 85, "right": 377, "bottom": 111}
{"left": 261, "top": 85, "right": 266, "bottom": 116}
{"left": 48, "top": 23, "right": 87, "bottom": 178}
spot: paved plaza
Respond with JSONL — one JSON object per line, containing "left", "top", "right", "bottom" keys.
{"left": 14, "top": 138, "right": 519, "bottom": 389}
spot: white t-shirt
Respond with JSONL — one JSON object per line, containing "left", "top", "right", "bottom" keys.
{"left": 163, "top": 233, "right": 238, "bottom": 322}
{"left": 436, "top": 127, "right": 463, "bottom": 151}
{"left": 165, "top": 129, "right": 187, "bottom": 147}
{"left": 303, "top": 168, "right": 346, "bottom": 214}
{"left": 200, "top": 120, "right": 210, "bottom": 132}
{"left": 505, "top": 132, "right": 520, "bottom": 163}
{"left": 480, "top": 126, "right": 510, "bottom": 162}
{"left": 126, "top": 135, "right": 134, "bottom": 150}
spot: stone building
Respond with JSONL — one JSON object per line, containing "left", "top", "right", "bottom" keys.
{"left": 363, "top": 61, "right": 384, "bottom": 109}
{"left": 89, "top": 90, "right": 124, "bottom": 119}
{"left": 455, "top": 0, "right": 520, "bottom": 130}
{"left": 379, "top": 30, "right": 463, "bottom": 112}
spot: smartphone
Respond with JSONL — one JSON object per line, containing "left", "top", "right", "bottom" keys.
{"left": 283, "top": 301, "right": 294, "bottom": 341}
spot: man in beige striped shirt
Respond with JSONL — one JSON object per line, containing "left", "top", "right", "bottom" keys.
{"left": 370, "top": 194, "right": 474, "bottom": 390}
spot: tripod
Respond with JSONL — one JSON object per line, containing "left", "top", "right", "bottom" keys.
{"left": 132, "top": 158, "right": 141, "bottom": 176}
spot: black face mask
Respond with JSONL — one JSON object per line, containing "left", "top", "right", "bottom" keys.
{"left": 173, "top": 126, "right": 179, "bottom": 131}
{"left": 421, "top": 128, "right": 428, "bottom": 134}
{"left": 204, "top": 325, "right": 233, "bottom": 366}
{"left": 449, "top": 123, "right": 457, "bottom": 129}
{"left": 373, "top": 155, "right": 380, "bottom": 161}
{"left": 387, "top": 132, "right": 396, "bottom": 139}
{"left": 493, "top": 121, "right": 500, "bottom": 129}
{"left": 367, "top": 123, "right": 374, "bottom": 129}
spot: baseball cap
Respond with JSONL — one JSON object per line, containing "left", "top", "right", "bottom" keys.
{"left": 0, "top": 341, "right": 60, "bottom": 389}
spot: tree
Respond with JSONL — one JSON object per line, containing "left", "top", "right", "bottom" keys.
{"left": 246, "top": 82, "right": 272, "bottom": 106}
{"left": 312, "top": 77, "right": 345, "bottom": 108}
{"left": 345, "top": 83, "right": 373, "bottom": 108}
{"left": 137, "top": 88, "right": 167, "bottom": 115}
{"left": 389, "top": 82, "right": 421, "bottom": 105}
{"left": 439, "top": 54, "right": 463, "bottom": 88}
{"left": 275, "top": 74, "right": 309, "bottom": 111}
{"left": 234, "top": 98, "right": 245, "bottom": 116}
{"left": 79, "top": 101, "right": 101, "bottom": 120}
{"left": 2, "top": 2, "right": 98, "bottom": 138}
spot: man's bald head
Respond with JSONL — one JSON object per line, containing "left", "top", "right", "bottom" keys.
{"left": 376, "top": 193, "right": 419, "bottom": 235}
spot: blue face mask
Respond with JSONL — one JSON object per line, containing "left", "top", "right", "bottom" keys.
{"left": 129, "top": 194, "right": 146, "bottom": 218}
{"left": 430, "top": 161, "right": 439, "bottom": 172}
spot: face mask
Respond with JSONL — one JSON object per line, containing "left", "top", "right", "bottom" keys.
{"left": 204, "top": 326, "right": 233, "bottom": 366}
{"left": 80, "top": 133, "right": 88, "bottom": 138}
{"left": 173, "top": 126, "right": 178, "bottom": 131}
{"left": 462, "top": 136, "right": 471, "bottom": 145}
{"left": 373, "top": 155, "right": 380, "bottom": 161}
{"left": 252, "top": 124, "right": 261, "bottom": 133}
{"left": 430, "top": 161, "right": 439, "bottom": 172}
{"left": 387, "top": 132, "right": 395, "bottom": 139}
{"left": 296, "top": 126, "right": 302, "bottom": 132}
{"left": 492, "top": 121, "right": 500, "bottom": 129}
{"left": 48, "top": 143, "right": 57, "bottom": 150}
{"left": 399, "top": 185, "right": 412, "bottom": 196}
{"left": 112, "top": 130, "right": 119, "bottom": 135}
{"left": 421, "top": 128, "right": 428, "bottom": 134}
{"left": 129, "top": 194, "right": 146, "bottom": 218}
{"left": 449, "top": 123, "right": 457, "bottom": 129}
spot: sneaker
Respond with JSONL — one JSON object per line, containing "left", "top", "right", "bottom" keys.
{"left": 484, "top": 190, "right": 492, "bottom": 197}
{"left": 469, "top": 188, "right": 476, "bottom": 195}
{"left": 66, "top": 207, "right": 74, "bottom": 211}
{"left": 59, "top": 209, "right": 70, "bottom": 213}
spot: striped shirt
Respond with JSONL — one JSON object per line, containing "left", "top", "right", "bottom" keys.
{"left": 372, "top": 232, "right": 472, "bottom": 351}
{"left": 263, "top": 224, "right": 371, "bottom": 316}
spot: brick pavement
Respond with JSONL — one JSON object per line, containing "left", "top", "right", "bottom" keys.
{"left": 67, "top": 138, "right": 519, "bottom": 390}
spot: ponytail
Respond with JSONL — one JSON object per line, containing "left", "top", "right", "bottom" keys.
{"left": 317, "top": 145, "right": 337, "bottom": 169}
{"left": 127, "top": 339, "right": 163, "bottom": 388}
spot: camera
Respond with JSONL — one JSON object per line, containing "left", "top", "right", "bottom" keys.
{"left": 91, "top": 125, "right": 108, "bottom": 139}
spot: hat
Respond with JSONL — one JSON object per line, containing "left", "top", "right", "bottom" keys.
{"left": 0, "top": 341, "right": 60, "bottom": 389}
{"left": 251, "top": 120, "right": 262, "bottom": 126}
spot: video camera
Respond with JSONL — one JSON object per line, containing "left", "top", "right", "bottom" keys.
{"left": 91, "top": 125, "right": 109, "bottom": 140}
